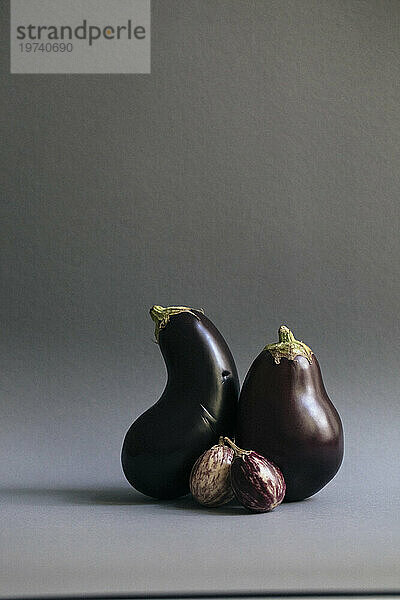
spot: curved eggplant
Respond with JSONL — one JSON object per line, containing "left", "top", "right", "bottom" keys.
{"left": 121, "top": 305, "right": 239, "bottom": 499}
{"left": 236, "top": 326, "right": 344, "bottom": 502}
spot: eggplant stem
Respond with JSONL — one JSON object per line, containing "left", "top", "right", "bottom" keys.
{"left": 149, "top": 305, "right": 204, "bottom": 341}
{"left": 264, "top": 325, "right": 314, "bottom": 364}
{"left": 223, "top": 437, "right": 251, "bottom": 456}
{"left": 278, "top": 325, "right": 296, "bottom": 343}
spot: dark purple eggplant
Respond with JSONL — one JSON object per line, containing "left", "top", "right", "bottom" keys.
{"left": 121, "top": 305, "right": 239, "bottom": 499}
{"left": 237, "top": 326, "right": 344, "bottom": 502}
{"left": 225, "top": 437, "right": 286, "bottom": 513}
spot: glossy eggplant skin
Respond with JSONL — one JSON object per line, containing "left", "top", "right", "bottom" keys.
{"left": 121, "top": 309, "right": 239, "bottom": 499}
{"left": 230, "top": 451, "right": 286, "bottom": 513}
{"left": 237, "top": 350, "right": 344, "bottom": 502}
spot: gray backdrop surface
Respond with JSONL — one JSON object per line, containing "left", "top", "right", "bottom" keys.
{"left": 0, "top": 0, "right": 399, "bottom": 597}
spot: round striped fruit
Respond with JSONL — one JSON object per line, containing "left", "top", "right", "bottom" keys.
{"left": 189, "top": 438, "right": 234, "bottom": 507}
{"left": 225, "top": 437, "right": 286, "bottom": 513}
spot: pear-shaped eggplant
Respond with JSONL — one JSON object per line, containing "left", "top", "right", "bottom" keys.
{"left": 236, "top": 326, "right": 344, "bottom": 502}
{"left": 121, "top": 305, "right": 239, "bottom": 499}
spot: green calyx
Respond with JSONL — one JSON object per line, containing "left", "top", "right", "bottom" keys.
{"left": 149, "top": 305, "right": 204, "bottom": 341}
{"left": 264, "top": 325, "right": 313, "bottom": 364}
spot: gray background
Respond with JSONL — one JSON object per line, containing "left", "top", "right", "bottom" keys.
{"left": 1, "top": 0, "right": 399, "bottom": 597}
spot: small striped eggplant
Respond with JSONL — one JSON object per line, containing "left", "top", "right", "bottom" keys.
{"left": 190, "top": 437, "right": 234, "bottom": 507}
{"left": 224, "top": 437, "right": 286, "bottom": 513}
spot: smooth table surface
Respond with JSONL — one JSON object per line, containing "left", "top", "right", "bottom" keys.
{"left": 0, "top": 478, "right": 399, "bottom": 599}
